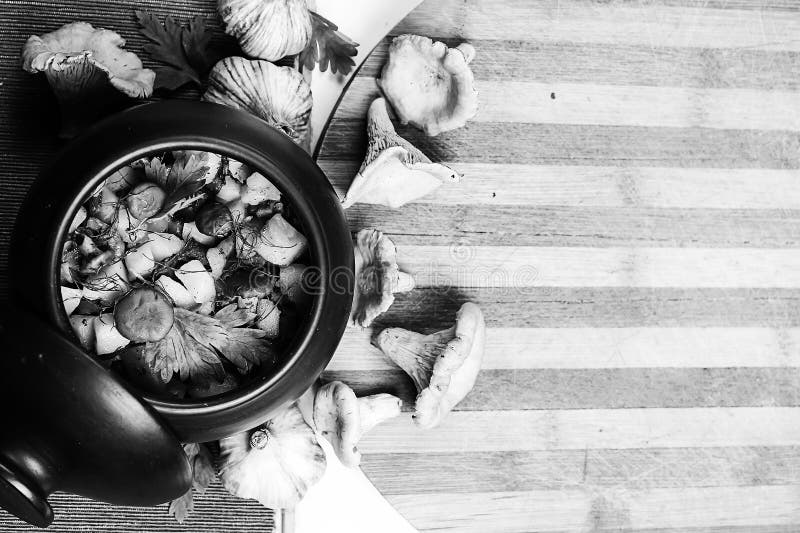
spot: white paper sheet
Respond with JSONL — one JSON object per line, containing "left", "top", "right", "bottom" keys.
{"left": 305, "top": 0, "right": 424, "bottom": 157}
{"left": 294, "top": 438, "right": 418, "bottom": 533}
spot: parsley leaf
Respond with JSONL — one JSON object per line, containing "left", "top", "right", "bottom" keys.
{"left": 169, "top": 443, "right": 215, "bottom": 524}
{"left": 161, "top": 153, "right": 210, "bottom": 215}
{"left": 144, "top": 308, "right": 226, "bottom": 384}
{"left": 300, "top": 11, "right": 359, "bottom": 76}
{"left": 182, "top": 15, "right": 225, "bottom": 74}
{"left": 215, "top": 303, "right": 256, "bottom": 328}
{"left": 151, "top": 66, "right": 196, "bottom": 93}
{"left": 224, "top": 327, "right": 275, "bottom": 374}
{"left": 139, "top": 156, "right": 170, "bottom": 185}
{"left": 138, "top": 153, "right": 210, "bottom": 218}
{"left": 134, "top": 10, "right": 223, "bottom": 90}
{"left": 213, "top": 304, "right": 274, "bottom": 373}
{"left": 168, "top": 489, "right": 192, "bottom": 524}
{"left": 144, "top": 307, "right": 274, "bottom": 385}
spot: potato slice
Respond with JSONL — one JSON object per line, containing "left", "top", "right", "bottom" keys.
{"left": 82, "top": 265, "right": 128, "bottom": 306}
{"left": 255, "top": 214, "right": 307, "bottom": 266}
{"left": 114, "top": 205, "right": 144, "bottom": 244}
{"left": 216, "top": 175, "right": 243, "bottom": 203}
{"left": 182, "top": 221, "right": 218, "bottom": 246}
{"left": 93, "top": 313, "right": 130, "bottom": 355}
{"left": 89, "top": 186, "right": 119, "bottom": 224}
{"left": 68, "top": 206, "right": 87, "bottom": 233}
{"left": 61, "top": 286, "right": 82, "bottom": 316}
{"left": 175, "top": 260, "right": 216, "bottom": 305}
{"left": 69, "top": 314, "right": 96, "bottom": 350}
{"left": 148, "top": 232, "right": 184, "bottom": 261}
{"left": 156, "top": 275, "right": 196, "bottom": 308}
{"left": 207, "top": 236, "right": 235, "bottom": 279}
{"left": 124, "top": 242, "right": 155, "bottom": 279}
{"left": 241, "top": 172, "right": 280, "bottom": 205}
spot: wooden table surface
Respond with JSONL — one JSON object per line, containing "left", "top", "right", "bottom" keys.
{"left": 2, "top": 0, "right": 800, "bottom": 532}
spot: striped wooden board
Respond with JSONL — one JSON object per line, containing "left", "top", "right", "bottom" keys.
{"left": 316, "top": 0, "right": 800, "bottom": 531}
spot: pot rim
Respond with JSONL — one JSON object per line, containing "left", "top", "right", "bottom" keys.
{"left": 19, "top": 101, "right": 354, "bottom": 441}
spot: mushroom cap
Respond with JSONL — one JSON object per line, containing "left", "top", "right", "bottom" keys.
{"left": 341, "top": 98, "right": 460, "bottom": 209}
{"left": 203, "top": 56, "right": 312, "bottom": 143}
{"left": 313, "top": 381, "right": 362, "bottom": 467}
{"left": 22, "top": 22, "right": 154, "bottom": 98}
{"left": 376, "top": 302, "right": 486, "bottom": 429}
{"left": 350, "top": 228, "right": 415, "bottom": 328}
{"left": 219, "top": 0, "right": 312, "bottom": 61}
{"left": 219, "top": 403, "right": 325, "bottom": 508}
{"left": 378, "top": 35, "right": 478, "bottom": 136}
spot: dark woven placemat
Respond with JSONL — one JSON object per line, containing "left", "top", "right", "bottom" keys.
{"left": 0, "top": 1, "right": 274, "bottom": 530}
{"left": 0, "top": 482, "right": 276, "bottom": 532}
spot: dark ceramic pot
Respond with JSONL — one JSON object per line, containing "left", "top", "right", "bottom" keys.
{"left": 0, "top": 101, "right": 354, "bottom": 527}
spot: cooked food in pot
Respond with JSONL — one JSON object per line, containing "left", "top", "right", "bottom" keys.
{"left": 59, "top": 150, "right": 313, "bottom": 399}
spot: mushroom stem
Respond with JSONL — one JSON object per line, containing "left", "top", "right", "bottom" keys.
{"left": 455, "top": 43, "right": 476, "bottom": 64}
{"left": 394, "top": 271, "right": 416, "bottom": 293}
{"left": 366, "top": 98, "right": 396, "bottom": 138}
{"left": 358, "top": 394, "right": 402, "bottom": 435}
{"left": 375, "top": 326, "right": 455, "bottom": 391}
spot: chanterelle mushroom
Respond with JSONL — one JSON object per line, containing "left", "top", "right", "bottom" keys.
{"left": 342, "top": 98, "right": 460, "bottom": 209}
{"left": 350, "top": 229, "right": 414, "bottom": 328}
{"left": 219, "top": 0, "right": 312, "bottom": 61}
{"left": 378, "top": 34, "right": 478, "bottom": 136}
{"left": 21, "top": 22, "right": 155, "bottom": 138}
{"left": 375, "top": 302, "right": 485, "bottom": 429}
{"left": 313, "top": 381, "right": 402, "bottom": 468}
{"left": 219, "top": 403, "right": 325, "bottom": 508}
{"left": 203, "top": 56, "right": 312, "bottom": 144}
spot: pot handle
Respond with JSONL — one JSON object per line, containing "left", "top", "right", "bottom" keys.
{"left": 0, "top": 313, "right": 60, "bottom": 527}
{"left": 0, "top": 309, "right": 191, "bottom": 528}
{"left": 0, "top": 459, "right": 52, "bottom": 527}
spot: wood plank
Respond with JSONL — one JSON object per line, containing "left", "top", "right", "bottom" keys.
{"left": 357, "top": 408, "right": 800, "bottom": 453}
{"left": 387, "top": 485, "right": 800, "bottom": 532}
{"left": 319, "top": 120, "right": 800, "bottom": 168}
{"left": 396, "top": 0, "right": 800, "bottom": 51}
{"left": 343, "top": 204, "right": 800, "bottom": 248}
{"left": 324, "top": 367, "right": 800, "bottom": 410}
{"left": 358, "top": 39, "right": 800, "bottom": 91}
{"left": 329, "top": 327, "right": 800, "bottom": 370}
{"left": 319, "top": 162, "right": 800, "bottom": 209}
{"left": 574, "top": 0, "right": 800, "bottom": 9}
{"left": 398, "top": 525, "right": 800, "bottom": 533}
{"left": 361, "top": 447, "right": 800, "bottom": 493}
{"left": 341, "top": 78, "right": 800, "bottom": 131}
{"left": 395, "top": 246, "right": 800, "bottom": 288}
{"left": 376, "top": 287, "right": 800, "bottom": 329}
